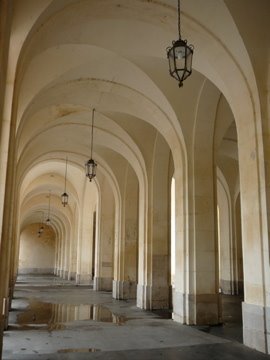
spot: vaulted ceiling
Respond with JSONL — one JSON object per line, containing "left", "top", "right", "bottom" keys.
{"left": 7, "top": 0, "right": 265, "bottom": 232}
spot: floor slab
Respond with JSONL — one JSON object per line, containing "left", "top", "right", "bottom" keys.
{"left": 2, "top": 275, "right": 270, "bottom": 359}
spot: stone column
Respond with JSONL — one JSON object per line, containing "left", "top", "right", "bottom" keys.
{"left": 54, "top": 236, "right": 59, "bottom": 275}
{"left": 239, "top": 130, "right": 270, "bottom": 353}
{"left": 0, "top": 129, "right": 17, "bottom": 334}
{"left": 94, "top": 176, "right": 114, "bottom": 291}
{"left": 137, "top": 133, "right": 171, "bottom": 310}
{"left": 68, "top": 215, "right": 78, "bottom": 280}
{"left": 173, "top": 81, "right": 220, "bottom": 325}
{"left": 234, "top": 195, "right": 243, "bottom": 294}
{"left": 113, "top": 165, "right": 138, "bottom": 300}
{"left": 0, "top": 2, "right": 13, "bottom": 355}
{"left": 76, "top": 180, "right": 97, "bottom": 285}
{"left": 63, "top": 230, "right": 70, "bottom": 279}
{"left": 56, "top": 234, "right": 62, "bottom": 276}
{"left": 217, "top": 170, "right": 234, "bottom": 295}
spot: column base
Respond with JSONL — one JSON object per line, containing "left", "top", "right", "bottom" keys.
{"left": 172, "top": 289, "right": 186, "bottom": 323}
{"left": 59, "top": 269, "right": 65, "bottom": 278}
{"left": 56, "top": 268, "right": 61, "bottom": 276}
{"left": 137, "top": 284, "right": 170, "bottom": 310}
{"left": 63, "top": 270, "right": 69, "bottom": 279}
{"left": 68, "top": 271, "right": 76, "bottom": 280}
{"left": 76, "top": 274, "right": 92, "bottom": 285}
{"left": 172, "top": 289, "right": 219, "bottom": 325}
{"left": 219, "top": 279, "right": 244, "bottom": 295}
{"left": 112, "top": 280, "right": 137, "bottom": 300}
{"left": 242, "top": 302, "right": 270, "bottom": 353}
{"left": 18, "top": 268, "right": 54, "bottom": 274}
{"left": 137, "top": 283, "right": 149, "bottom": 309}
{"left": 219, "top": 279, "right": 233, "bottom": 295}
{"left": 93, "top": 277, "right": 112, "bottom": 291}
{"left": 3, "top": 297, "right": 9, "bottom": 330}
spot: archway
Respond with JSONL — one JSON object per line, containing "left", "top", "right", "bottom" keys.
{"left": 19, "top": 223, "right": 55, "bottom": 275}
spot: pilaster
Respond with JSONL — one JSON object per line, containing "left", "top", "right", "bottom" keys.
{"left": 93, "top": 276, "right": 112, "bottom": 291}
{"left": 76, "top": 273, "right": 92, "bottom": 285}
{"left": 137, "top": 284, "right": 170, "bottom": 310}
{"left": 63, "top": 270, "right": 69, "bottom": 279}
{"left": 68, "top": 271, "right": 76, "bottom": 280}
{"left": 172, "top": 289, "right": 220, "bottom": 325}
{"left": 242, "top": 302, "right": 270, "bottom": 353}
{"left": 112, "top": 280, "right": 136, "bottom": 300}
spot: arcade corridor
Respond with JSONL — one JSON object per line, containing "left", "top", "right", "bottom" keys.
{"left": 1, "top": 0, "right": 270, "bottom": 357}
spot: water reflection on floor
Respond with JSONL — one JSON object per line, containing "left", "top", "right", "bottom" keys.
{"left": 15, "top": 300, "right": 126, "bottom": 330}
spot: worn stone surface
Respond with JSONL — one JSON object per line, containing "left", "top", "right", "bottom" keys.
{"left": 2, "top": 275, "right": 268, "bottom": 360}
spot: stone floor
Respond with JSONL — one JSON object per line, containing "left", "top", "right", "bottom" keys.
{"left": 2, "top": 275, "right": 270, "bottom": 360}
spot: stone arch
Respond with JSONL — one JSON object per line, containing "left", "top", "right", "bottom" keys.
{"left": 0, "top": 0, "right": 268, "bottom": 353}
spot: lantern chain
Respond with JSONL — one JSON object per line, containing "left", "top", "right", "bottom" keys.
{"left": 91, "top": 108, "right": 95, "bottom": 159}
{"left": 178, "top": 0, "right": 181, "bottom": 40}
{"left": 64, "top": 157, "right": 68, "bottom": 192}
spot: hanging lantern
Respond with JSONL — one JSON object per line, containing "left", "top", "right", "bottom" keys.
{"left": 85, "top": 108, "right": 97, "bottom": 182}
{"left": 46, "top": 191, "right": 51, "bottom": 224}
{"left": 37, "top": 212, "right": 44, "bottom": 237}
{"left": 166, "top": 0, "right": 194, "bottom": 87}
{"left": 61, "top": 157, "right": 69, "bottom": 206}
{"left": 85, "top": 158, "right": 97, "bottom": 182}
{"left": 61, "top": 192, "right": 69, "bottom": 207}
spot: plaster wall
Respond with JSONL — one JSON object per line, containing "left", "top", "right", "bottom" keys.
{"left": 18, "top": 223, "right": 55, "bottom": 274}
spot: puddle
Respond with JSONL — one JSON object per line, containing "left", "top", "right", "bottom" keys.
{"left": 58, "top": 348, "right": 100, "bottom": 353}
{"left": 15, "top": 300, "right": 126, "bottom": 330}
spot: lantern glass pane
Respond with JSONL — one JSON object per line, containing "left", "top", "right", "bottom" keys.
{"left": 168, "top": 50, "right": 175, "bottom": 73}
{"left": 175, "top": 45, "right": 186, "bottom": 60}
{"left": 186, "top": 50, "right": 193, "bottom": 72}
{"left": 85, "top": 159, "right": 97, "bottom": 181}
{"left": 90, "top": 163, "right": 95, "bottom": 174}
{"left": 175, "top": 44, "right": 186, "bottom": 68}
{"left": 61, "top": 192, "right": 68, "bottom": 206}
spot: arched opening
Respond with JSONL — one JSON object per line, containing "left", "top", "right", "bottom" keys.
{"left": 215, "top": 113, "right": 244, "bottom": 341}
{"left": 18, "top": 223, "right": 55, "bottom": 275}
{"left": 217, "top": 177, "right": 244, "bottom": 337}
{"left": 1, "top": 0, "right": 268, "bottom": 356}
